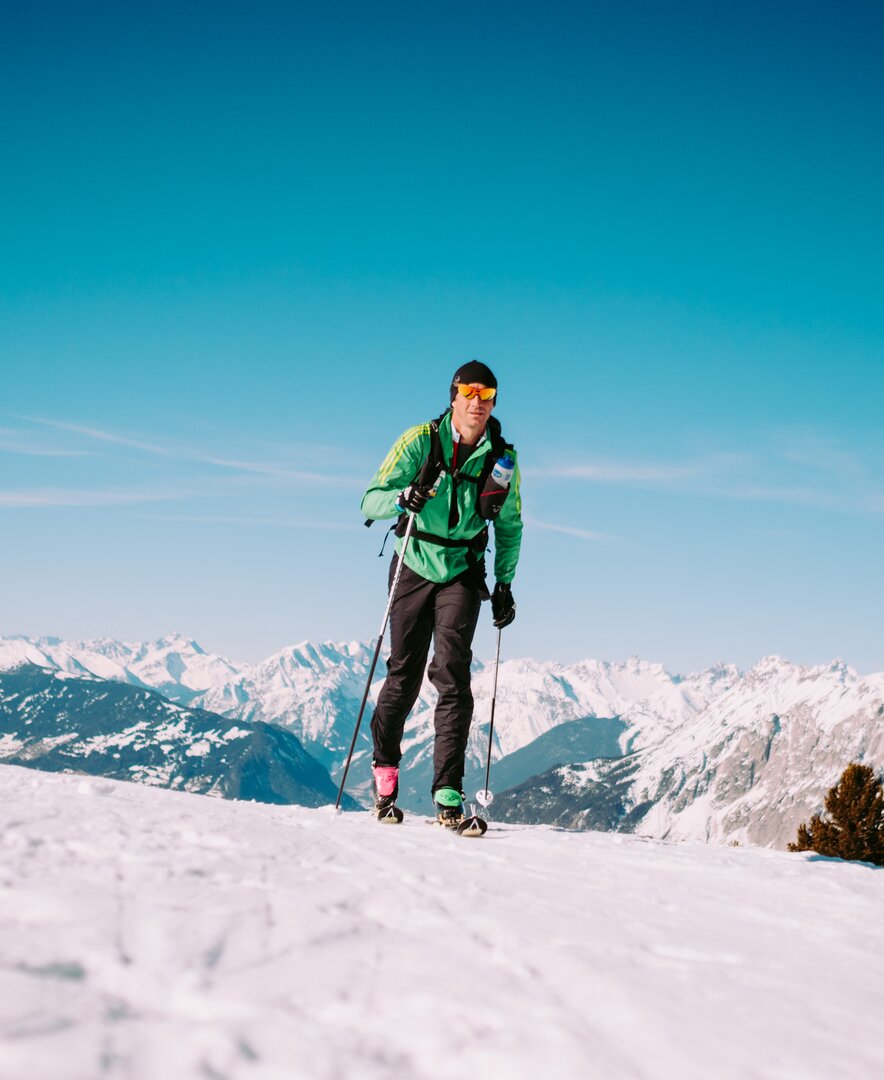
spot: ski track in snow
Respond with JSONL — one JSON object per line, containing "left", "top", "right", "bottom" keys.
{"left": 1, "top": 766, "right": 883, "bottom": 1080}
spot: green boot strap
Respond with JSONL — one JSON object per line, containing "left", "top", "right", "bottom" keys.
{"left": 434, "top": 787, "right": 463, "bottom": 807}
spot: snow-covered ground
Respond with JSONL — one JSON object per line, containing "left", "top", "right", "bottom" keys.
{"left": 1, "top": 765, "right": 883, "bottom": 1080}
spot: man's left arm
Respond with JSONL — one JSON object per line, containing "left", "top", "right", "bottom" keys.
{"left": 491, "top": 455, "right": 523, "bottom": 584}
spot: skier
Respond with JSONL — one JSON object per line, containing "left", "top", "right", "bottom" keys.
{"left": 361, "top": 361, "right": 523, "bottom": 827}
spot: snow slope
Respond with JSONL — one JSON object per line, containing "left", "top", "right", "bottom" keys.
{"left": 1, "top": 764, "right": 883, "bottom": 1080}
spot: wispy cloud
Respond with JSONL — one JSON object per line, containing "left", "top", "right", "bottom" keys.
{"left": 751, "top": 528, "right": 803, "bottom": 539}
{"left": 199, "top": 456, "right": 362, "bottom": 487}
{"left": 528, "top": 453, "right": 748, "bottom": 485}
{"left": 775, "top": 433, "right": 867, "bottom": 477}
{"left": 0, "top": 488, "right": 188, "bottom": 509}
{"left": 141, "top": 513, "right": 355, "bottom": 530}
{"left": 523, "top": 516, "right": 610, "bottom": 542}
{"left": 0, "top": 425, "right": 95, "bottom": 458}
{"left": 530, "top": 461, "right": 700, "bottom": 483}
{"left": 15, "top": 416, "right": 362, "bottom": 487}
{"left": 529, "top": 440, "right": 884, "bottom": 515}
{"left": 0, "top": 442, "right": 94, "bottom": 458}
{"left": 20, "top": 417, "right": 177, "bottom": 458}
{"left": 712, "top": 483, "right": 841, "bottom": 510}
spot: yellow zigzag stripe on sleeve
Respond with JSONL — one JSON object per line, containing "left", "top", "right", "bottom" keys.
{"left": 377, "top": 423, "right": 431, "bottom": 484}
{"left": 511, "top": 467, "right": 523, "bottom": 514}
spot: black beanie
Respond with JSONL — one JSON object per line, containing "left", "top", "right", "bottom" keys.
{"left": 450, "top": 360, "right": 498, "bottom": 403}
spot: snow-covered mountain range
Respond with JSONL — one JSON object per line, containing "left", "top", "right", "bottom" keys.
{"left": 0, "top": 633, "right": 242, "bottom": 704}
{"left": 0, "top": 632, "right": 737, "bottom": 760}
{"left": 0, "top": 663, "right": 359, "bottom": 810}
{"left": 2, "top": 634, "right": 883, "bottom": 846}
{"left": 493, "top": 655, "right": 884, "bottom": 847}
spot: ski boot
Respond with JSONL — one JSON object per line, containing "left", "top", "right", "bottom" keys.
{"left": 372, "top": 764, "right": 404, "bottom": 824}
{"left": 434, "top": 787, "right": 488, "bottom": 837}
{"left": 433, "top": 787, "right": 466, "bottom": 829}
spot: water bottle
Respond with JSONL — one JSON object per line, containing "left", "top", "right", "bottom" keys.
{"left": 479, "top": 453, "right": 515, "bottom": 519}
{"left": 490, "top": 453, "right": 515, "bottom": 488}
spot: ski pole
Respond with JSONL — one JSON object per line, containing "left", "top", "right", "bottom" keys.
{"left": 476, "top": 626, "right": 502, "bottom": 807}
{"left": 334, "top": 512, "right": 417, "bottom": 810}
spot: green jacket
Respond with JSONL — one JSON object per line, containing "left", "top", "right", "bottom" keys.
{"left": 361, "top": 411, "right": 523, "bottom": 585}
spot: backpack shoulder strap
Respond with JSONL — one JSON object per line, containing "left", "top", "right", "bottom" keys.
{"left": 487, "top": 415, "right": 512, "bottom": 459}
{"left": 423, "top": 411, "right": 448, "bottom": 482}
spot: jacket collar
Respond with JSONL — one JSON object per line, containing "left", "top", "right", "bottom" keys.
{"left": 443, "top": 409, "right": 489, "bottom": 457}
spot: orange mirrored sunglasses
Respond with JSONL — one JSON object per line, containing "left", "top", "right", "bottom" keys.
{"left": 455, "top": 383, "right": 497, "bottom": 401}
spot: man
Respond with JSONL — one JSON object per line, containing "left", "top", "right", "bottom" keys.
{"left": 360, "top": 360, "right": 523, "bottom": 827}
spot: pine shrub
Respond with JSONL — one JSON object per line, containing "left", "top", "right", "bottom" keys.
{"left": 789, "top": 763, "right": 884, "bottom": 866}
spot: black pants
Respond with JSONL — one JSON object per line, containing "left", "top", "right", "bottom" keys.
{"left": 371, "top": 557, "right": 482, "bottom": 794}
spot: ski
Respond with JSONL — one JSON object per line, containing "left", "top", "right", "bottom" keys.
{"left": 456, "top": 814, "right": 487, "bottom": 837}
{"left": 428, "top": 813, "right": 488, "bottom": 837}
{"left": 376, "top": 804, "right": 404, "bottom": 824}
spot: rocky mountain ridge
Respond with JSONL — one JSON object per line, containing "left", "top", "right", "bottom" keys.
{"left": 494, "top": 656, "right": 884, "bottom": 846}
{"left": 0, "top": 663, "right": 358, "bottom": 810}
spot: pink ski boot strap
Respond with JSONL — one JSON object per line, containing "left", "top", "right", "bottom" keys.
{"left": 372, "top": 765, "right": 399, "bottom": 798}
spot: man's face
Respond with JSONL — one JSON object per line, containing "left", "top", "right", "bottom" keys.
{"left": 451, "top": 383, "right": 495, "bottom": 432}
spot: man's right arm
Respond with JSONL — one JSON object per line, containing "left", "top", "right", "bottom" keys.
{"left": 360, "top": 423, "right": 431, "bottom": 521}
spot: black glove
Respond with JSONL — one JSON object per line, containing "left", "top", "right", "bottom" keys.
{"left": 491, "top": 582, "right": 516, "bottom": 628}
{"left": 396, "top": 482, "right": 432, "bottom": 514}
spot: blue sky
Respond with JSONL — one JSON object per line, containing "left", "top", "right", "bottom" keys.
{"left": 2, "top": 1, "right": 883, "bottom": 673}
